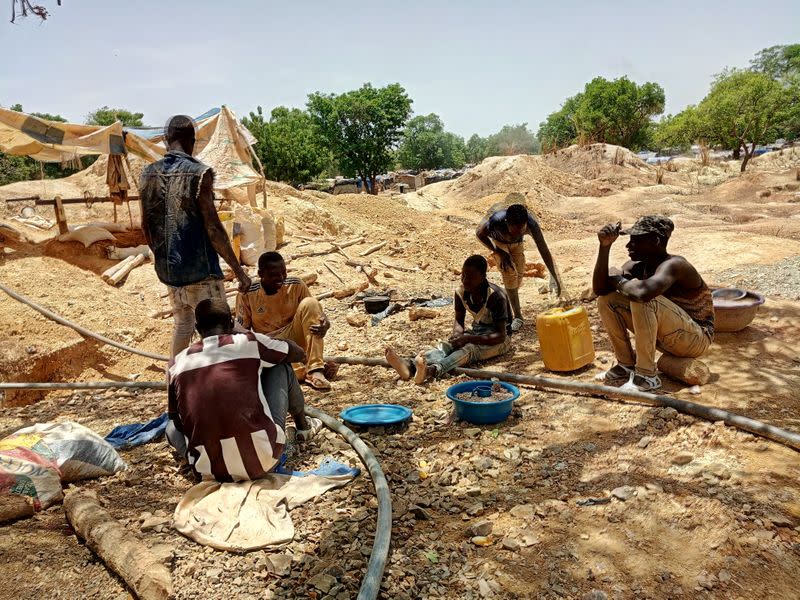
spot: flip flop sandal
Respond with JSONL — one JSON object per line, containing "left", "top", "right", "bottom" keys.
{"left": 305, "top": 371, "right": 331, "bottom": 390}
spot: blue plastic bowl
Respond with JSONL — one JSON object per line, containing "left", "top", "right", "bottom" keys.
{"left": 446, "top": 380, "right": 520, "bottom": 425}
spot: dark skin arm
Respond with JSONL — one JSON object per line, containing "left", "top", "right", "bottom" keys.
{"left": 593, "top": 223, "right": 700, "bottom": 301}
{"left": 309, "top": 314, "right": 330, "bottom": 337}
{"left": 281, "top": 339, "right": 307, "bottom": 364}
{"left": 448, "top": 294, "right": 507, "bottom": 349}
{"left": 476, "top": 221, "right": 514, "bottom": 271}
{"left": 526, "top": 219, "right": 562, "bottom": 296}
{"left": 196, "top": 171, "right": 252, "bottom": 292}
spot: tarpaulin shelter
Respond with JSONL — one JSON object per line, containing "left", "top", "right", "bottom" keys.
{"left": 0, "top": 106, "right": 267, "bottom": 228}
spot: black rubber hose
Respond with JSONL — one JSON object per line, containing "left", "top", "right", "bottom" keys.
{"left": 305, "top": 406, "right": 392, "bottom": 600}
{"left": 0, "top": 381, "right": 167, "bottom": 391}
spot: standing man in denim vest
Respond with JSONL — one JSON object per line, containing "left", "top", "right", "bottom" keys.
{"left": 140, "top": 115, "right": 251, "bottom": 357}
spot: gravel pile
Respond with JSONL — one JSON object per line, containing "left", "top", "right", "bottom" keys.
{"left": 714, "top": 255, "right": 800, "bottom": 300}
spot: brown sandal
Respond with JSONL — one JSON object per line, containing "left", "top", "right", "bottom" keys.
{"left": 305, "top": 370, "right": 332, "bottom": 390}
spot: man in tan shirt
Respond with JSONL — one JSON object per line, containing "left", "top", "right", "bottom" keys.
{"left": 236, "top": 252, "right": 333, "bottom": 390}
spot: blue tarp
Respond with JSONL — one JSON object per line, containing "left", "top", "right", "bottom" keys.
{"left": 123, "top": 108, "right": 221, "bottom": 139}
{"left": 104, "top": 413, "right": 169, "bottom": 450}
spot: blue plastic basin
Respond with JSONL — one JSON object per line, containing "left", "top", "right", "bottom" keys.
{"left": 446, "top": 380, "right": 520, "bottom": 425}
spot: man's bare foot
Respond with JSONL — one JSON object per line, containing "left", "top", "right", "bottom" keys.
{"left": 385, "top": 345, "right": 411, "bottom": 380}
{"left": 413, "top": 353, "right": 428, "bottom": 385}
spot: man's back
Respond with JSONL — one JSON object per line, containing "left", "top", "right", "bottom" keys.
{"left": 140, "top": 151, "right": 223, "bottom": 287}
{"left": 168, "top": 331, "right": 289, "bottom": 481}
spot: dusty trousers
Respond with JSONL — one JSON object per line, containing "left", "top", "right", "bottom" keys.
{"left": 596, "top": 291, "right": 711, "bottom": 376}
{"left": 271, "top": 297, "right": 325, "bottom": 380}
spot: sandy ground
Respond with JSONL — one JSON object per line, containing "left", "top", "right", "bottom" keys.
{"left": 1, "top": 145, "right": 799, "bottom": 599}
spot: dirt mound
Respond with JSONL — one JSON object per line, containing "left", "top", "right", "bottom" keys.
{"left": 539, "top": 143, "right": 663, "bottom": 194}
{"left": 749, "top": 146, "right": 800, "bottom": 172}
{"left": 439, "top": 154, "right": 575, "bottom": 202}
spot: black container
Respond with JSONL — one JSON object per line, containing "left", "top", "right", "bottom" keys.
{"left": 363, "top": 295, "right": 390, "bottom": 314}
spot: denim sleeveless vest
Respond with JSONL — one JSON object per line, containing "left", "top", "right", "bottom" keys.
{"left": 140, "top": 151, "right": 223, "bottom": 287}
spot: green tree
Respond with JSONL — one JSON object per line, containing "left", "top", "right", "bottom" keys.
{"left": 537, "top": 96, "right": 581, "bottom": 151}
{"left": 397, "top": 113, "right": 466, "bottom": 170}
{"left": 465, "top": 134, "right": 490, "bottom": 164}
{"left": 242, "top": 106, "right": 332, "bottom": 185}
{"left": 86, "top": 106, "right": 144, "bottom": 127}
{"left": 538, "top": 77, "right": 665, "bottom": 150}
{"left": 307, "top": 83, "right": 412, "bottom": 194}
{"left": 697, "top": 69, "right": 792, "bottom": 171}
{"left": 751, "top": 44, "right": 800, "bottom": 81}
{"left": 652, "top": 108, "right": 701, "bottom": 153}
{"left": 487, "top": 123, "right": 540, "bottom": 155}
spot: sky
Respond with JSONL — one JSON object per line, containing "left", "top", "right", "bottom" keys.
{"left": 0, "top": 0, "right": 798, "bottom": 138}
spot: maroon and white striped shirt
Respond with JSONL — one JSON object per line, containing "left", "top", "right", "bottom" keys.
{"left": 167, "top": 331, "right": 289, "bottom": 482}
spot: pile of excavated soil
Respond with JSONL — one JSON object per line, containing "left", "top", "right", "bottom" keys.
{"left": 749, "top": 146, "right": 800, "bottom": 172}
{"left": 437, "top": 155, "right": 577, "bottom": 202}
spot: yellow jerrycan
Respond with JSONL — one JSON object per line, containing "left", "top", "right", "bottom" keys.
{"left": 536, "top": 306, "right": 595, "bottom": 371}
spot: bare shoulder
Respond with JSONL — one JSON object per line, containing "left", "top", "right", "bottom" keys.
{"left": 663, "top": 255, "right": 703, "bottom": 283}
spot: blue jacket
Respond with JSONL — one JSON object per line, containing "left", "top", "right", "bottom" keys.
{"left": 140, "top": 151, "right": 223, "bottom": 287}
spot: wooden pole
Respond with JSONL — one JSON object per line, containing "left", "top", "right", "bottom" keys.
{"left": 359, "top": 240, "right": 386, "bottom": 257}
{"left": 64, "top": 490, "right": 173, "bottom": 600}
{"left": 53, "top": 195, "right": 68, "bottom": 235}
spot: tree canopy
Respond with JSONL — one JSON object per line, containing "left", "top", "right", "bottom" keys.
{"left": 654, "top": 69, "right": 792, "bottom": 171}
{"left": 307, "top": 83, "right": 412, "bottom": 194}
{"left": 86, "top": 106, "right": 144, "bottom": 127}
{"left": 242, "top": 106, "right": 332, "bottom": 186}
{"left": 750, "top": 44, "right": 800, "bottom": 81}
{"left": 463, "top": 123, "right": 539, "bottom": 164}
{"left": 396, "top": 113, "right": 466, "bottom": 170}
{"left": 538, "top": 76, "right": 665, "bottom": 151}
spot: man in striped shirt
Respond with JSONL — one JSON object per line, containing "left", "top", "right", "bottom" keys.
{"left": 166, "top": 299, "right": 322, "bottom": 482}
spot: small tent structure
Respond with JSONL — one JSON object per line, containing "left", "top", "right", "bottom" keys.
{"left": 0, "top": 106, "right": 265, "bottom": 199}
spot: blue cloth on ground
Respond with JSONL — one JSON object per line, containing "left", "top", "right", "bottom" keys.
{"left": 105, "top": 413, "right": 169, "bottom": 450}
{"left": 275, "top": 454, "right": 361, "bottom": 478}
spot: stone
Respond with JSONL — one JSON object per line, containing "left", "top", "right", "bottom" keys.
{"left": 611, "top": 486, "right": 636, "bottom": 501}
{"left": 308, "top": 573, "right": 337, "bottom": 593}
{"left": 766, "top": 512, "right": 796, "bottom": 528}
{"left": 466, "top": 486, "right": 482, "bottom": 497}
{"left": 696, "top": 572, "right": 717, "bottom": 590}
{"left": 671, "top": 453, "right": 694, "bottom": 466}
{"left": 478, "top": 578, "right": 492, "bottom": 597}
{"left": 466, "top": 503, "right": 484, "bottom": 516}
{"left": 583, "top": 591, "right": 608, "bottom": 600}
{"left": 644, "top": 482, "right": 663, "bottom": 493}
{"left": 269, "top": 554, "right": 293, "bottom": 575}
{"left": 518, "top": 529, "right": 540, "bottom": 547}
{"left": 501, "top": 537, "right": 520, "bottom": 551}
{"left": 658, "top": 407, "right": 678, "bottom": 420}
{"left": 465, "top": 428, "right": 482, "bottom": 438}
{"left": 140, "top": 516, "right": 170, "bottom": 531}
{"left": 409, "top": 505, "right": 431, "bottom": 520}
{"left": 637, "top": 436, "right": 654, "bottom": 449}
{"left": 717, "top": 569, "right": 732, "bottom": 584}
{"left": 509, "top": 504, "right": 535, "bottom": 519}
{"left": 467, "top": 520, "right": 493, "bottom": 537}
